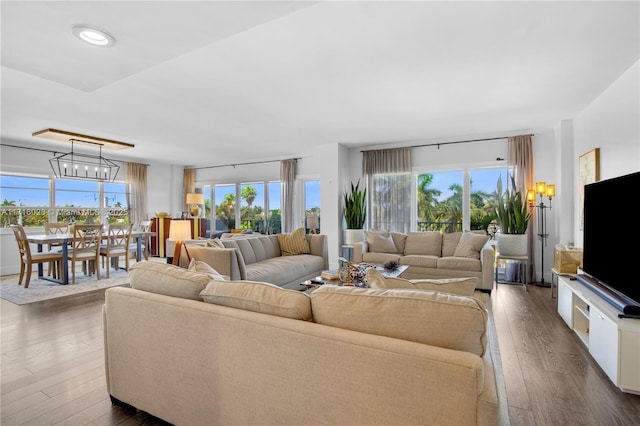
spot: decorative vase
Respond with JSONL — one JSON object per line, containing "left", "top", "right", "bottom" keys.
{"left": 344, "top": 229, "right": 365, "bottom": 245}
{"left": 496, "top": 233, "right": 528, "bottom": 256}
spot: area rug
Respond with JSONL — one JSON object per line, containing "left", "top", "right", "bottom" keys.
{"left": 0, "top": 269, "right": 130, "bottom": 305}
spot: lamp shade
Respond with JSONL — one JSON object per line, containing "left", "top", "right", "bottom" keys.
{"left": 526, "top": 189, "right": 536, "bottom": 203}
{"left": 536, "top": 182, "right": 547, "bottom": 194}
{"left": 186, "top": 193, "right": 204, "bottom": 205}
{"left": 546, "top": 184, "right": 555, "bottom": 198}
{"left": 169, "top": 220, "right": 192, "bottom": 241}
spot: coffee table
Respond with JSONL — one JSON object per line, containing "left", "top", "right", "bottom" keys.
{"left": 300, "top": 263, "right": 409, "bottom": 290}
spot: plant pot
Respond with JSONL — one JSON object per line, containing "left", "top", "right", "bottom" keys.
{"left": 496, "top": 233, "right": 528, "bottom": 256}
{"left": 344, "top": 229, "right": 365, "bottom": 245}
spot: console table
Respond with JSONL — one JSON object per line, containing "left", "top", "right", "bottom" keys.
{"left": 557, "top": 275, "right": 640, "bottom": 394}
{"left": 151, "top": 218, "right": 206, "bottom": 257}
{"left": 494, "top": 252, "right": 528, "bottom": 292}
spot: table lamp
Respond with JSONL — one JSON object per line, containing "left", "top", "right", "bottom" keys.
{"left": 186, "top": 193, "right": 204, "bottom": 217}
{"left": 169, "top": 220, "right": 192, "bottom": 266}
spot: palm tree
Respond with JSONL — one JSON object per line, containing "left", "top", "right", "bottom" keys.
{"left": 417, "top": 174, "right": 441, "bottom": 229}
{"left": 241, "top": 186, "right": 257, "bottom": 206}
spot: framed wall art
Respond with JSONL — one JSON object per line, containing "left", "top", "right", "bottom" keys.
{"left": 579, "top": 148, "right": 600, "bottom": 230}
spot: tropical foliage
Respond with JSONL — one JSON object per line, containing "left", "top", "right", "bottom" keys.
{"left": 495, "top": 174, "right": 531, "bottom": 234}
{"left": 417, "top": 173, "right": 497, "bottom": 233}
{"left": 343, "top": 180, "right": 367, "bottom": 229}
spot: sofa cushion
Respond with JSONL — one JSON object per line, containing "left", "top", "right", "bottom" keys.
{"left": 311, "top": 285, "right": 488, "bottom": 356}
{"left": 362, "top": 253, "right": 402, "bottom": 264}
{"left": 245, "top": 255, "right": 325, "bottom": 285}
{"left": 187, "top": 258, "right": 228, "bottom": 280}
{"left": 390, "top": 232, "right": 407, "bottom": 254}
{"left": 200, "top": 280, "right": 312, "bottom": 321}
{"left": 453, "top": 232, "right": 490, "bottom": 259}
{"left": 438, "top": 257, "right": 483, "bottom": 272}
{"left": 365, "top": 269, "right": 477, "bottom": 296}
{"left": 403, "top": 232, "right": 442, "bottom": 256}
{"left": 442, "top": 232, "right": 463, "bottom": 257}
{"left": 398, "top": 255, "right": 439, "bottom": 268}
{"left": 364, "top": 230, "right": 397, "bottom": 253}
{"left": 129, "top": 261, "right": 212, "bottom": 300}
{"left": 277, "top": 227, "right": 310, "bottom": 256}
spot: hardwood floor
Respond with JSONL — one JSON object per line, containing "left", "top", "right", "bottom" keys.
{"left": 1, "top": 280, "right": 639, "bottom": 425}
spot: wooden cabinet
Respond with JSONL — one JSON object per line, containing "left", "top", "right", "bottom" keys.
{"left": 557, "top": 276, "right": 640, "bottom": 394}
{"left": 150, "top": 218, "right": 206, "bottom": 257}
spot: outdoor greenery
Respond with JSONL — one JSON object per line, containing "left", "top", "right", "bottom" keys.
{"left": 343, "top": 180, "right": 367, "bottom": 229}
{"left": 417, "top": 173, "right": 497, "bottom": 233}
{"left": 494, "top": 174, "right": 531, "bottom": 234}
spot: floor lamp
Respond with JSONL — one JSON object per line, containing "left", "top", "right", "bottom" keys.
{"left": 527, "top": 182, "right": 555, "bottom": 284}
{"left": 169, "top": 220, "right": 192, "bottom": 266}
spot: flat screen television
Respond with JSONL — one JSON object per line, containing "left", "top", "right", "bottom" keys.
{"left": 578, "top": 170, "right": 640, "bottom": 316}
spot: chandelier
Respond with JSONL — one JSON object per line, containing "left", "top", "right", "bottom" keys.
{"left": 49, "top": 140, "right": 120, "bottom": 181}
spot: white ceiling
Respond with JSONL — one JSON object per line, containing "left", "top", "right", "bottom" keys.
{"left": 1, "top": 1, "right": 638, "bottom": 167}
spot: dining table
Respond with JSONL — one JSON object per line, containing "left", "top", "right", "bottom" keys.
{"left": 26, "top": 230, "right": 155, "bottom": 285}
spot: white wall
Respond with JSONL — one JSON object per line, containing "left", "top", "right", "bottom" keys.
{"left": 573, "top": 60, "right": 640, "bottom": 247}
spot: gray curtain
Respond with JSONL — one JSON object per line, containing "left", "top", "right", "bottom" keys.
{"left": 125, "top": 162, "right": 149, "bottom": 229}
{"left": 362, "top": 147, "right": 412, "bottom": 233}
{"left": 280, "top": 159, "right": 296, "bottom": 233}
{"left": 507, "top": 135, "right": 535, "bottom": 282}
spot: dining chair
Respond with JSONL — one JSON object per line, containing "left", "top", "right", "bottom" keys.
{"left": 44, "top": 222, "right": 70, "bottom": 278}
{"left": 11, "top": 224, "right": 63, "bottom": 289}
{"left": 137, "top": 220, "right": 152, "bottom": 261}
{"left": 69, "top": 224, "right": 103, "bottom": 284}
{"left": 100, "top": 223, "right": 134, "bottom": 278}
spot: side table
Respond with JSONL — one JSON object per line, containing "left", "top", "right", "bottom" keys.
{"left": 495, "top": 252, "right": 528, "bottom": 292}
{"left": 341, "top": 244, "right": 354, "bottom": 261}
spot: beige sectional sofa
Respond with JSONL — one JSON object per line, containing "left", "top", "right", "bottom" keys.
{"left": 103, "top": 262, "right": 502, "bottom": 425}
{"left": 177, "top": 231, "right": 328, "bottom": 290}
{"left": 353, "top": 230, "right": 495, "bottom": 291}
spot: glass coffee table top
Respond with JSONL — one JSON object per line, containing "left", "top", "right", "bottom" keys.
{"left": 300, "top": 263, "right": 408, "bottom": 290}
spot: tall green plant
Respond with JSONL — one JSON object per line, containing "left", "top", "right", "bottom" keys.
{"left": 343, "top": 180, "right": 367, "bottom": 229}
{"left": 495, "top": 174, "right": 531, "bottom": 234}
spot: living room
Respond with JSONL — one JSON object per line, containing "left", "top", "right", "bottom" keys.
{"left": 1, "top": 1, "right": 639, "bottom": 425}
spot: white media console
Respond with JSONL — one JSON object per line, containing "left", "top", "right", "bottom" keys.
{"left": 557, "top": 275, "right": 640, "bottom": 394}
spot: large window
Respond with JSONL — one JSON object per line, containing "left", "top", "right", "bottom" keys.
{"left": 416, "top": 167, "right": 506, "bottom": 233}
{"left": 203, "top": 180, "right": 320, "bottom": 235}
{"left": 0, "top": 173, "right": 130, "bottom": 227}
{"left": 0, "top": 175, "right": 50, "bottom": 227}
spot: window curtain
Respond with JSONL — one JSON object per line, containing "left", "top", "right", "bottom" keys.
{"left": 507, "top": 134, "right": 536, "bottom": 281}
{"left": 280, "top": 159, "right": 296, "bottom": 233}
{"left": 125, "top": 162, "right": 149, "bottom": 229}
{"left": 183, "top": 168, "right": 195, "bottom": 213}
{"left": 362, "top": 147, "right": 412, "bottom": 233}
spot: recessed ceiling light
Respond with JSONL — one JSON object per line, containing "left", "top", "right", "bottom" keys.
{"left": 72, "top": 26, "right": 116, "bottom": 48}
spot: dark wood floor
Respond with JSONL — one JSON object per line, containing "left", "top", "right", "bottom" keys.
{"left": 1, "top": 280, "right": 639, "bottom": 425}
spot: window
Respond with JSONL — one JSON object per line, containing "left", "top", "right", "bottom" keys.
{"left": 240, "top": 182, "right": 264, "bottom": 232}
{"left": 416, "top": 167, "right": 506, "bottom": 233}
{"left": 416, "top": 171, "right": 463, "bottom": 232}
{"left": 213, "top": 184, "right": 236, "bottom": 231}
{"left": 1, "top": 174, "right": 131, "bottom": 228}
{"left": 0, "top": 175, "right": 50, "bottom": 227}
{"left": 55, "top": 179, "right": 101, "bottom": 224}
{"left": 303, "top": 180, "right": 320, "bottom": 233}
{"left": 267, "top": 181, "right": 281, "bottom": 234}
{"left": 104, "top": 182, "right": 130, "bottom": 224}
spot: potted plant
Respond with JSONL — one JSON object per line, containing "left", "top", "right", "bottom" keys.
{"left": 343, "top": 180, "right": 367, "bottom": 245}
{"left": 495, "top": 174, "right": 531, "bottom": 256}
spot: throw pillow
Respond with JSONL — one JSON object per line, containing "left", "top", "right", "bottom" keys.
{"left": 276, "top": 227, "right": 310, "bottom": 256}
{"left": 206, "top": 239, "right": 225, "bottom": 248}
{"left": 187, "top": 258, "right": 229, "bottom": 280}
{"left": 311, "top": 285, "right": 488, "bottom": 356}
{"left": 200, "top": 280, "right": 312, "bottom": 321}
{"left": 364, "top": 230, "right": 397, "bottom": 253}
{"left": 129, "top": 261, "right": 212, "bottom": 300}
{"left": 365, "top": 269, "right": 477, "bottom": 297}
{"left": 453, "top": 232, "right": 489, "bottom": 259}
